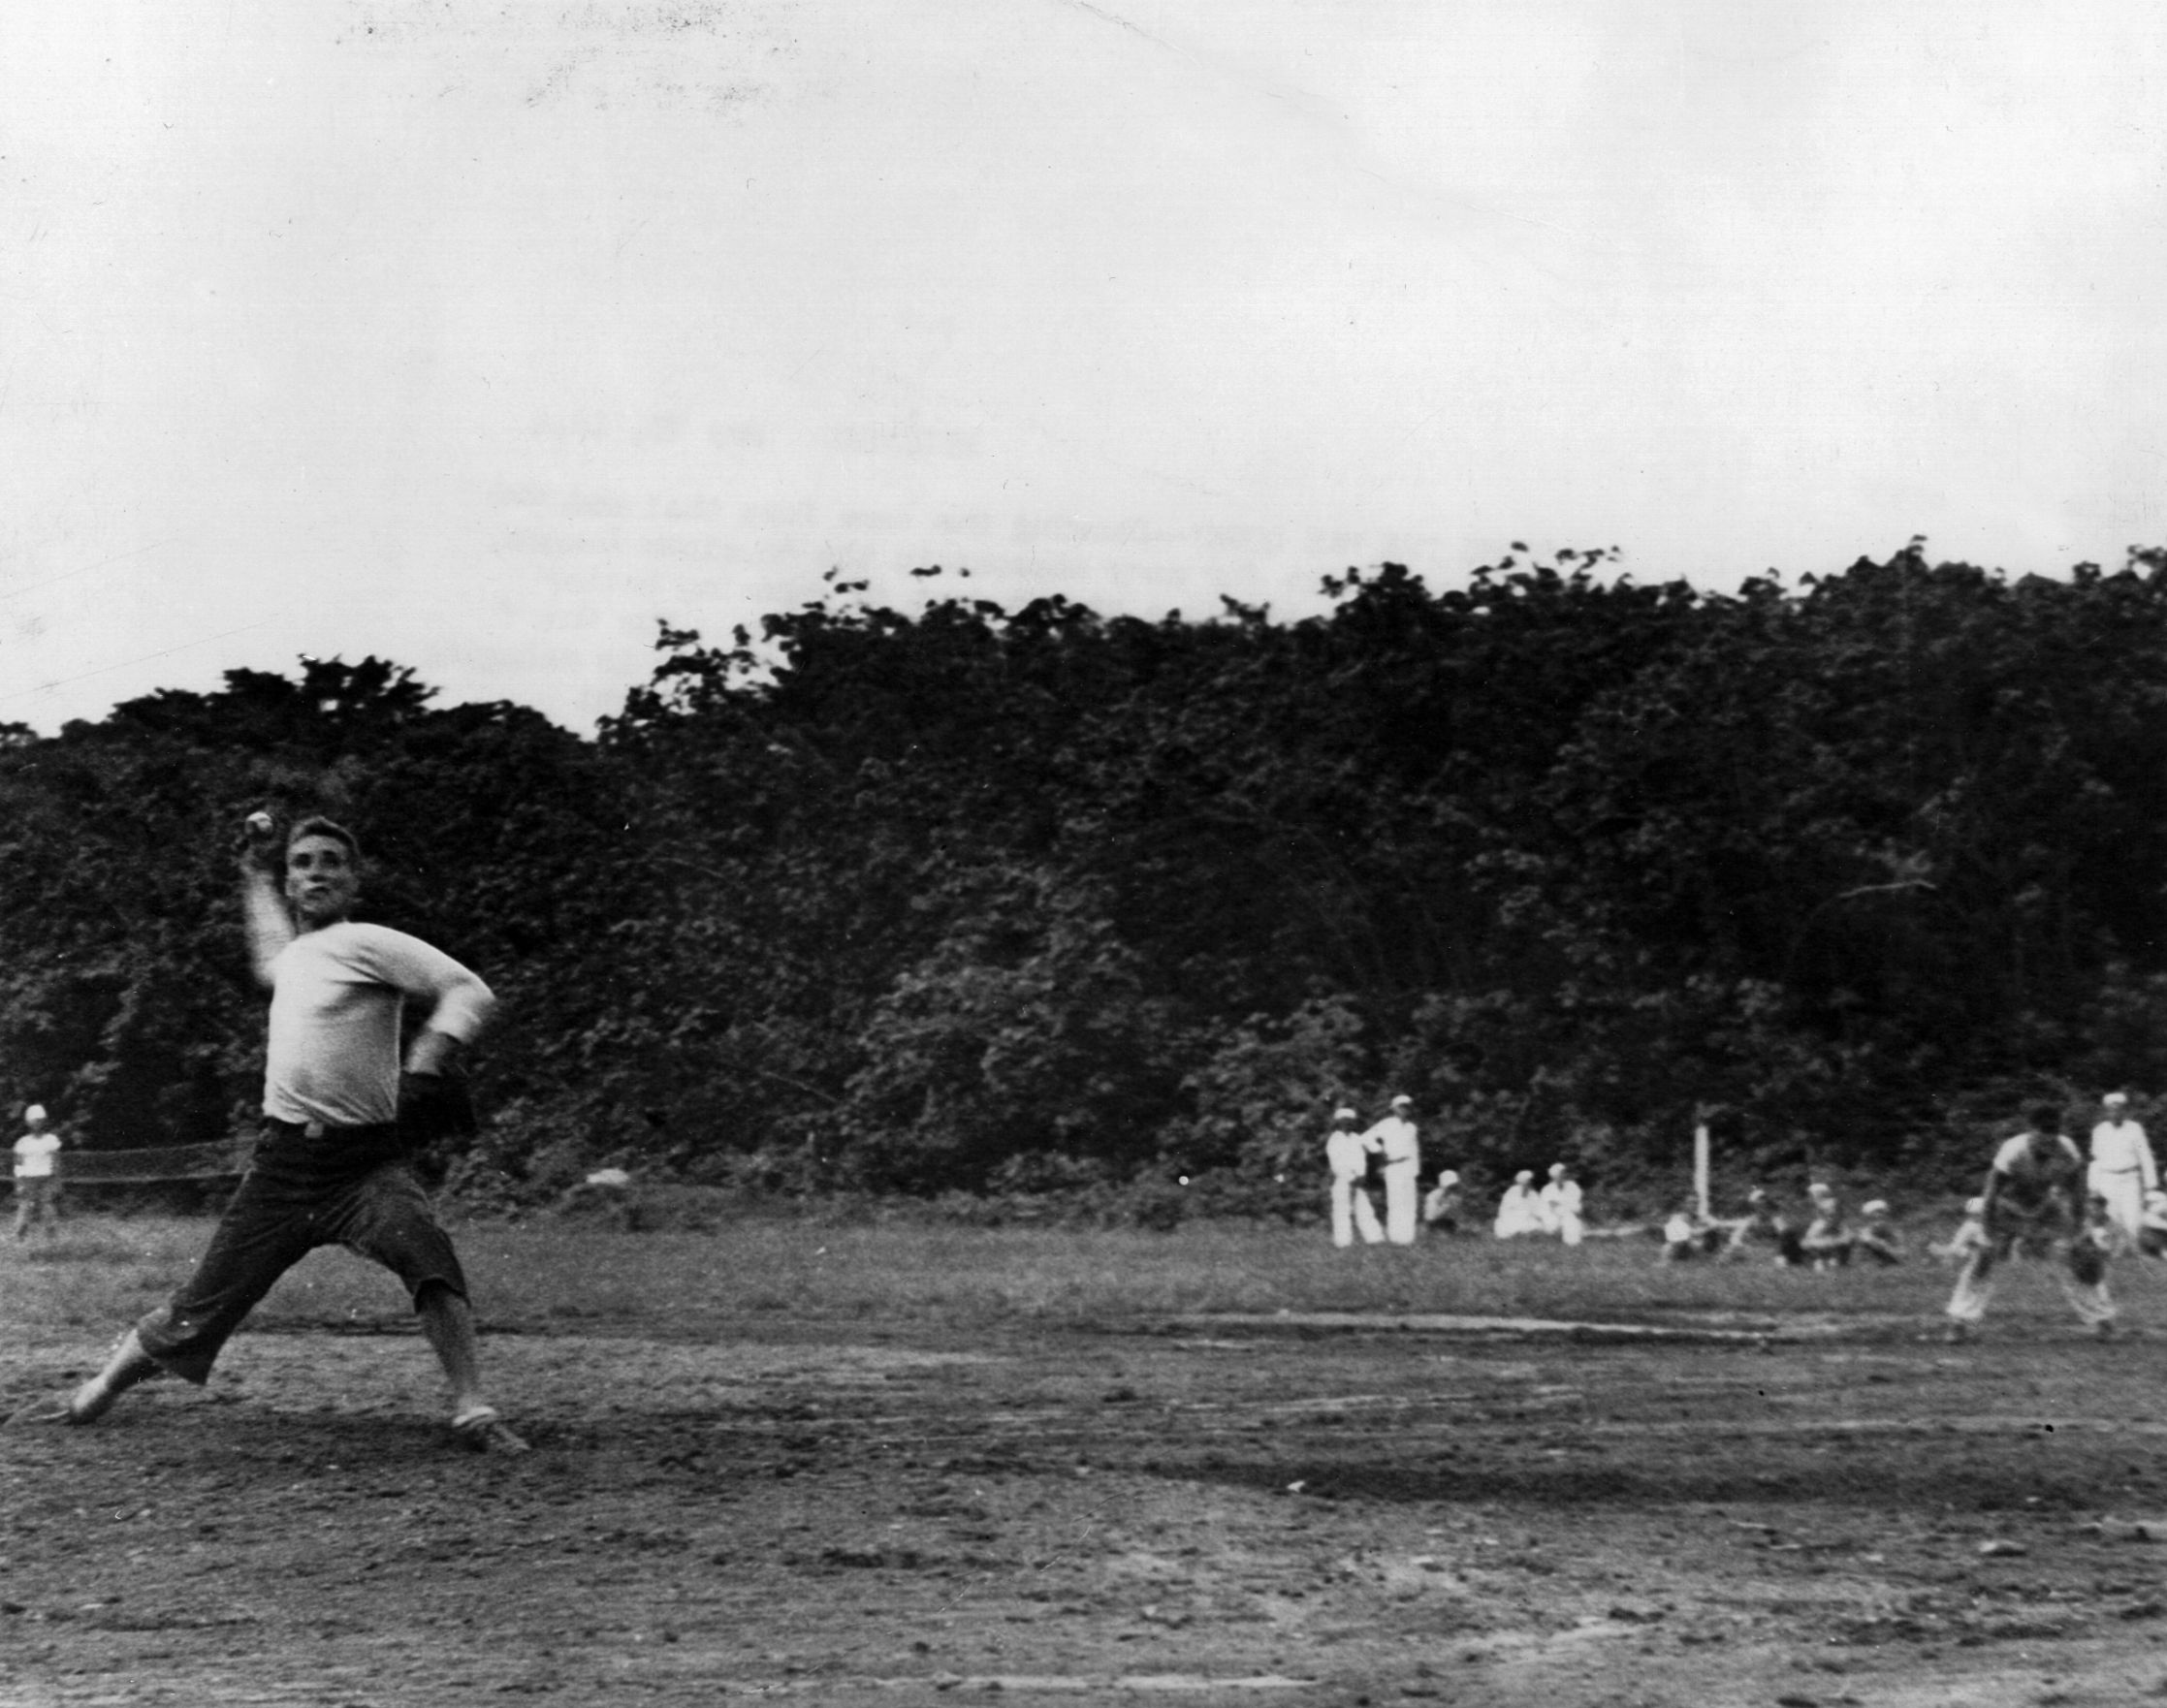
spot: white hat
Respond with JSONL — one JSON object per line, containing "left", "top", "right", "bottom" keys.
{"left": 2105, "top": 1091, "right": 2130, "bottom": 1106}
{"left": 1547, "top": 1162, "right": 1566, "bottom": 1176}
{"left": 1808, "top": 1182, "right": 1834, "bottom": 1198}
{"left": 1389, "top": 1093, "right": 1413, "bottom": 1108}
{"left": 23, "top": 1104, "right": 45, "bottom": 1123}
{"left": 1963, "top": 1196, "right": 1987, "bottom": 1216}
{"left": 1332, "top": 1107, "right": 1358, "bottom": 1123}
{"left": 1861, "top": 1199, "right": 1889, "bottom": 1217}
{"left": 1438, "top": 1170, "right": 1459, "bottom": 1186}
{"left": 1514, "top": 1169, "right": 1533, "bottom": 1184}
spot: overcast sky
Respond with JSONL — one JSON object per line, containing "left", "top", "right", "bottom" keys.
{"left": 5, "top": 1, "right": 2162, "bottom": 735}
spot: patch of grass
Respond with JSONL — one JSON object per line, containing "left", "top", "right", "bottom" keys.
{"left": 5, "top": 1213, "right": 2130, "bottom": 1344}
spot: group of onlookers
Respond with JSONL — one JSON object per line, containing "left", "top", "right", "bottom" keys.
{"left": 1488, "top": 1163, "right": 1584, "bottom": 1245}
{"left": 1327, "top": 1090, "right": 2167, "bottom": 1345}
{"left": 1325, "top": 1093, "right": 1591, "bottom": 1249}
{"left": 1656, "top": 1091, "right": 2167, "bottom": 1343}
{"left": 1324, "top": 1096, "right": 1425, "bottom": 1247}
{"left": 1661, "top": 1182, "right": 1904, "bottom": 1268}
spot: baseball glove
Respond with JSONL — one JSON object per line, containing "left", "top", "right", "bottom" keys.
{"left": 397, "top": 1067, "right": 479, "bottom": 1152}
{"left": 2068, "top": 1240, "right": 2107, "bottom": 1287}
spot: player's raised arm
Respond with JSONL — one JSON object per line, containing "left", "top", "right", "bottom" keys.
{"left": 238, "top": 811, "right": 296, "bottom": 987}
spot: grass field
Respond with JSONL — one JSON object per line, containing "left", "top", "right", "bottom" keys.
{"left": 7, "top": 1212, "right": 2167, "bottom": 1706}
{"left": 3, "top": 1212, "right": 2002, "bottom": 1331}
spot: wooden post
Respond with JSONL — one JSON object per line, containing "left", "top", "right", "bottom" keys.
{"left": 1694, "top": 1123, "right": 1711, "bottom": 1220}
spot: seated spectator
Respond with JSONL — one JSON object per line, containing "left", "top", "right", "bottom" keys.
{"left": 2140, "top": 1189, "right": 2167, "bottom": 1259}
{"left": 1660, "top": 1201, "right": 1726, "bottom": 1263}
{"left": 1800, "top": 1182, "right": 1856, "bottom": 1270}
{"left": 1494, "top": 1171, "right": 1545, "bottom": 1240}
{"left": 1852, "top": 1199, "right": 1904, "bottom": 1266}
{"left": 1725, "top": 1187, "right": 1806, "bottom": 1267}
{"left": 1539, "top": 1162, "right": 1586, "bottom": 1247}
{"left": 1421, "top": 1169, "right": 1463, "bottom": 1234}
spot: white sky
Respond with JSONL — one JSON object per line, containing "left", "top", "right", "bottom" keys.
{"left": 4, "top": 1, "right": 2163, "bottom": 734}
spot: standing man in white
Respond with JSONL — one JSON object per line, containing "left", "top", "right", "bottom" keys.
{"left": 12, "top": 1104, "right": 62, "bottom": 1240}
{"left": 2088, "top": 1091, "right": 2156, "bottom": 1251}
{"left": 1323, "top": 1106, "right": 1384, "bottom": 1248}
{"left": 1362, "top": 1093, "right": 1421, "bottom": 1245}
{"left": 14, "top": 815, "right": 527, "bottom": 1451}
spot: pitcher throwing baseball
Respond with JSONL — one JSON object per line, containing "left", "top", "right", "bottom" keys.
{"left": 14, "top": 812, "right": 527, "bottom": 1451}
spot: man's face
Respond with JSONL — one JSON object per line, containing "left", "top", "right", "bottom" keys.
{"left": 285, "top": 835, "right": 360, "bottom": 927}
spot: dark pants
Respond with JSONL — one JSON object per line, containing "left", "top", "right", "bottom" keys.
{"left": 136, "top": 1122, "right": 467, "bottom": 1384}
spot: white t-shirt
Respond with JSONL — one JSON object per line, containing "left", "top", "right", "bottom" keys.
{"left": 1324, "top": 1126, "right": 1378, "bottom": 1185}
{"left": 265, "top": 922, "right": 494, "bottom": 1129}
{"left": 13, "top": 1131, "right": 60, "bottom": 1180}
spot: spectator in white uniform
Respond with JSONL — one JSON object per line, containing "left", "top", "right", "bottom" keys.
{"left": 1538, "top": 1162, "right": 1585, "bottom": 1246}
{"left": 1323, "top": 1107, "right": 1384, "bottom": 1248}
{"left": 1360, "top": 1094, "right": 1421, "bottom": 1245}
{"left": 2087, "top": 1091, "right": 2157, "bottom": 1251}
{"left": 1494, "top": 1170, "right": 1544, "bottom": 1239}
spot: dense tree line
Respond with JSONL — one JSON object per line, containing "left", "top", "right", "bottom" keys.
{"left": 6, "top": 543, "right": 2167, "bottom": 1205}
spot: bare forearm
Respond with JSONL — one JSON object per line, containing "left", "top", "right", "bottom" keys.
{"left": 240, "top": 870, "right": 295, "bottom": 984}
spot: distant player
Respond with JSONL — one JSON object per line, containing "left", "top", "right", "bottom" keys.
{"left": 1324, "top": 1107, "right": 1385, "bottom": 1248}
{"left": 2088, "top": 1091, "right": 2157, "bottom": 1251}
{"left": 1361, "top": 1094, "right": 1421, "bottom": 1246}
{"left": 13, "top": 814, "right": 528, "bottom": 1449}
{"left": 12, "top": 1104, "right": 62, "bottom": 1240}
{"left": 1944, "top": 1105, "right": 2116, "bottom": 1343}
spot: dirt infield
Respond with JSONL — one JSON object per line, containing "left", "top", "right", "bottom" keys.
{"left": 9, "top": 1277, "right": 2167, "bottom": 1708}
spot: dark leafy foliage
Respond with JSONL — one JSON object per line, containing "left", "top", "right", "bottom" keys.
{"left": 6, "top": 546, "right": 2167, "bottom": 1203}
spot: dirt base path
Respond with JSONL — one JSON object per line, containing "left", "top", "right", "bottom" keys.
{"left": 6, "top": 1314, "right": 2167, "bottom": 1705}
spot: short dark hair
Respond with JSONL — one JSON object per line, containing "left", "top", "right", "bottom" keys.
{"left": 287, "top": 816, "right": 362, "bottom": 863}
{"left": 2028, "top": 1103, "right": 2063, "bottom": 1134}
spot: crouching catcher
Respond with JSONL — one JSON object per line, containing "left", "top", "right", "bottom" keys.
{"left": 1944, "top": 1104, "right": 2117, "bottom": 1343}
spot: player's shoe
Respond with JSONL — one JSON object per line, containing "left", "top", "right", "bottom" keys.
{"left": 2091, "top": 1320, "right": 2118, "bottom": 1342}
{"left": 5, "top": 1387, "right": 94, "bottom": 1427}
{"left": 451, "top": 1405, "right": 530, "bottom": 1454}
{"left": 1942, "top": 1320, "right": 1972, "bottom": 1344}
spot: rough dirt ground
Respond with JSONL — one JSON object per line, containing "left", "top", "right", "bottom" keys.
{"left": 8, "top": 1302, "right": 2167, "bottom": 1705}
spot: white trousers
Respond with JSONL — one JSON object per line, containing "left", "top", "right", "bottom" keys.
{"left": 1330, "top": 1178, "right": 1385, "bottom": 1247}
{"left": 1382, "top": 1160, "right": 1420, "bottom": 1245}
{"left": 2089, "top": 1166, "right": 2147, "bottom": 1249}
